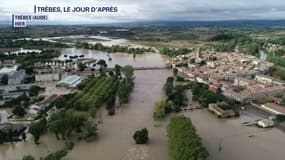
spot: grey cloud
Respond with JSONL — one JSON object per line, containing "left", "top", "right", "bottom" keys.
{"left": 1, "top": 0, "right": 285, "bottom": 24}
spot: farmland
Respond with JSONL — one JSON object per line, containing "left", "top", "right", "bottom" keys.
{"left": 70, "top": 77, "right": 119, "bottom": 111}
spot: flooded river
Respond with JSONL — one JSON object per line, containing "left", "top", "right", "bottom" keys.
{"left": 182, "top": 110, "right": 285, "bottom": 160}
{"left": 1, "top": 35, "right": 285, "bottom": 160}
{"left": 59, "top": 48, "right": 166, "bottom": 68}
{"left": 67, "top": 70, "right": 171, "bottom": 160}
{"left": 0, "top": 51, "right": 171, "bottom": 160}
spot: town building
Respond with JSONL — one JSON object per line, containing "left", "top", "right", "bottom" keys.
{"left": 0, "top": 84, "right": 33, "bottom": 98}
{"left": 261, "top": 103, "right": 285, "bottom": 115}
{"left": 0, "top": 69, "right": 26, "bottom": 85}
{"left": 223, "top": 86, "right": 285, "bottom": 102}
{"left": 234, "top": 77, "right": 256, "bottom": 88}
{"left": 170, "top": 50, "right": 285, "bottom": 103}
{"left": 255, "top": 74, "right": 285, "bottom": 86}
{"left": 208, "top": 103, "right": 236, "bottom": 118}
{"left": 56, "top": 75, "right": 83, "bottom": 88}
{"left": 7, "top": 70, "right": 25, "bottom": 85}
{"left": 0, "top": 60, "right": 16, "bottom": 67}
{"left": 255, "top": 74, "right": 274, "bottom": 84}
{"left": 220, "top": 81, "right": 235, "bottom": 91}
{"left": 35, "top": 73, "right": 60, "bottom": 82}
{"left": 0, "top": 123, "right": 27, "bottom": 142}
{"left": 35, "top": 67, "right": 61, "bottom": 82}
{"left": 28, "top": 94, "right": 58, "bottom": 118}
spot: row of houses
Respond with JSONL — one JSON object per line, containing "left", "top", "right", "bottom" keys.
{"left": 223, "top": 86, "right": 285, "bottom": 102}
{"left": 178, "top": 67, "right": 285, "bottom": 103}
{"left": 174, "top": 62, "right": 285, "bottom": 117}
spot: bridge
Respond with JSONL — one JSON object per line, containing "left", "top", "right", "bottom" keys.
{"left": 106, "top": 66, "right": 170, "bottom": 71}
{"left": 133, "top": 66, "right": 169, "bottom": 70}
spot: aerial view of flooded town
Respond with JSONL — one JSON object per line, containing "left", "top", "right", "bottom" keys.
{"left": 0, "top": 24, "right": 285, "bottom": 160}
{"left": 2, "top": 1, "right": 285, "bottom": 160}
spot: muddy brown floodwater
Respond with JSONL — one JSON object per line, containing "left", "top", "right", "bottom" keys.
{"left": 1, "top": 50, "right": 285, "bottom": 160}
{"left": 0, "top": 52, "right": 172, "bottom": 160}
{"left": 66, "top": 70, "right": 171, "bottom": 160}
{"left": 182, "top": 110, "right": 285, "bottom": 160}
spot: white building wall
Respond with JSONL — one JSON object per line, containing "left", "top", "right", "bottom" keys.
{"left": 35, "top": 73, "right": 60, "bottom": 82}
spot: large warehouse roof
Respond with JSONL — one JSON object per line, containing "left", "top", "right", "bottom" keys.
{"left": 56, "top": 75, "right": 83, "bottom": 88}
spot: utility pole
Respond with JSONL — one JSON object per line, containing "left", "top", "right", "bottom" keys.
{"left": 219, "top": 137, "right": 222, "bottom": 152}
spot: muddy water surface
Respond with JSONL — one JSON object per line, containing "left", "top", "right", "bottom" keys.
{"left": 0, "top": 52, "right": 171, "bottom": 160}
{"left": 67, "top": 70, "right": 171, "bottom": 160}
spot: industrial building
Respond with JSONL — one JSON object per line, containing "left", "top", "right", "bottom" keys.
{"left": 56, "top": 75, "right": 83, "bottom": 88}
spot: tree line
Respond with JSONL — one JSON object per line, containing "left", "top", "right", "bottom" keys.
{"left": 29, "top": 110, "right": 98, "bottom": 144}
{"left": 0, "top": 39, "right": 68, "bottom": 49}
{"left": 160, "top": 48, "right": 192, "bottom": 57}
{"left": 167, "top": 116, "right": 209, "bottom": 160}
{"left": 153, "top": 76, "right": 188, "bottom": 120}
{"left": 76, "top": 42, "right": 155, "bottom": 54}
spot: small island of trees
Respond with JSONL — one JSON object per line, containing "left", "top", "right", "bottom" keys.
{"left": 167, "top": 116, "right": 209, "bottom": 160}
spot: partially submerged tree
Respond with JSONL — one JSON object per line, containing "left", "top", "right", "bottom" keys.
{"left": 29, "top": 118, "right": 47, "bottom": 144}
{"left": 133, "top": 128, "right": 149, "bottom": 144}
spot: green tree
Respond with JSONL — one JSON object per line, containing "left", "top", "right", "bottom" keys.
{"left": 153, "top": 100, "right": 172, "bottom": 120}
{"left": 173, "top": 68, "right": 178, "bottom": 76}
{"left": 97, "top": 59, "right": 107, "bottom": 68}
{"left": 167, "top": 116, "right": 209, "bottom": 160}
{"left": 118, "top": 65, "right": 135, "bottom": 104}
{"left": 164, "top": 77, "right": 174, "bottom": 97}
{"left": 153, "top": 101, "right": 166, "bottom": 120}
{"left": 22, "top": 132, "right": 27, "bottom": 142}
{"left": 172, "top": 85, "right": 187, "bottom": 110}
{"left": 79, "top": 122, "right": 98, "bottom": 141}
{"left": 200, "top": 90, "right": 219, "bottom": 108}
{"left": 114, "top": 64, "right": 122, "bottom": 76}
{"left": 122, "top": 65, "right": 134, "bottom": 82}
{"left": 41, "top": 149, "right": 68, "bottom": 160}
{"left": 29, "top": 85, "right": 44, "bottom": 97}
{"left": 48, "top": 111, "right": 87, "bottom": 140}
{"left": 275, "top": 114, "right": 285, "bottom": 122}
{"left": 12, "top": 106, "right": 26, "bottom": 117}
{"left": 23, "top": 140, "right": 74, "bottom": 160}
{"left": 77, "top": 62, "right": 86, "bottom": 71}
{"left": 133, "top": 128, "right": 149, "bottom": 144}
{"left": 64, "top": 141, "right": 74, "bottom": 150}
{"left": 22, "top": 155, "right": 35, "bottom": 160}
{"left": 0, "top": 74, "right": 8, "bottom": 85}
{"left": 29, "top": 118, "right": 47, "bottom": 144}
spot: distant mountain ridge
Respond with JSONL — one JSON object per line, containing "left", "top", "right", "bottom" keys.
{"left": 121, "top": 20, "right": 285, "bottom": 27}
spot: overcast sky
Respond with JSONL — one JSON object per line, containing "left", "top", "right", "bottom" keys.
{"left": 2, "top": 0, "right": 285, "bottom": 24}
